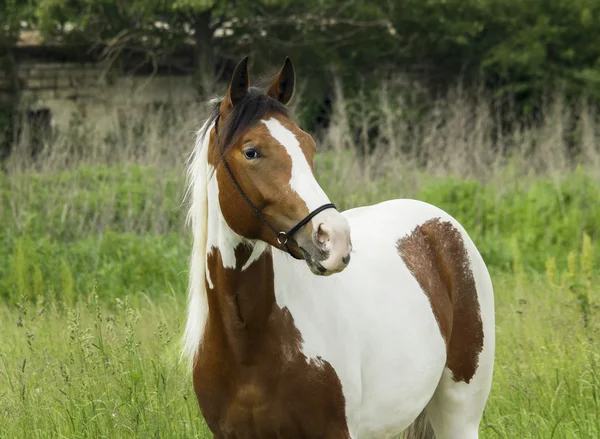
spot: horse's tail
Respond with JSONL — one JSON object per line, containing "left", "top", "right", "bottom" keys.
{"left": 402, "top": 411, "right": 436, "bottom": 439}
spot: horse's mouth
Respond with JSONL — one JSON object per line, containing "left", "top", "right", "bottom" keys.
{"left": 286, "top": 237, "right": 341, "bottom": 276}
{"left": 300, "top": 248, "right": 332, "bottom": 276}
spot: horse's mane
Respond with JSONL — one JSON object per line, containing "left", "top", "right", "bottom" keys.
{"left": 181, "top": 115, "right": 213, "bottom": 370}
{"left": 181, "top": 87, "right": 288, "bottom": 369}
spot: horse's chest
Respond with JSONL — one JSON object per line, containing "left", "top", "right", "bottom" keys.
{"left": 193, "top": 357, "right": 350, "bottom": 439}
{"left": 218, "top": 384, "right": 301, "bottom": 439}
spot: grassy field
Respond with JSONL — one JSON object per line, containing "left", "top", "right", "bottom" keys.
{"left": 1, "top": 270, "right": 598, "bottom": 438}
{"left": 1, "top": 89, "right": 599, "bottom": 437}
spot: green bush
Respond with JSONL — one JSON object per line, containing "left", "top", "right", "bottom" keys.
{"left": 0, "top": 164, "right": 189, "bottom": 303}
{"left": 0, "top": 232, "right": 189, "bottom": 304}
{"left": 1, "top": 163, "right": 599, "bottom": 302}
{"left": 418, "top": 169, "right": 600, "bottom": 271}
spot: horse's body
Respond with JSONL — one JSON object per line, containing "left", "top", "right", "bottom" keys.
{"left": 183, "top": 57, "right": 495, "bottom": 439}
{"left": 271, "top": 200, "right": 495, "bottom": 439}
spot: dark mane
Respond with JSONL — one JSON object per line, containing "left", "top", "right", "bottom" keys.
{"left": 200, "top": 87, "right": 289, "bottom": 156}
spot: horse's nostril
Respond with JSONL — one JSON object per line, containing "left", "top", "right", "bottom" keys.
{"left": 316, "top": 223, "right": 330, "bottom": 244}
{"left": 342, "top": 254, "right": 351, "bottom": 264}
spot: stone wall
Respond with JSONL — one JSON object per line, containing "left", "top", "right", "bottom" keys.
{"left": 0, "top": 60, "right": 199, "bottom": 134}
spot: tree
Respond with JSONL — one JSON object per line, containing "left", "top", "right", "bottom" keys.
{"left": 0, "top": 0, "right": 36, "bottom": 47}
{"left": 31, "top": 0, "right": 233, "bottom": 92}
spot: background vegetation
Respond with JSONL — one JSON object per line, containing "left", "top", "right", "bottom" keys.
{"left": 1, "top": 86, "right": 599, "bottom": 437}
{"left": 2, "top": 0, "right": 600, "bottom": 437}
{"left": 3, "top": 0, "right": 600, "bottom": 129}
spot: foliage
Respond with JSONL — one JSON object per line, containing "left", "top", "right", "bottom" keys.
{"left": 479, "top": 0, "right": 600, "bottom": 105}
{"left": 414, "top": 169, "right": 600, "bottom": 271}
{"left": 0, "top": 0, "right": 36, "bottom": 46}
{"left": 0, "top": 164, "right": 188, "bottom": 303}
{"left": 547, "top": 233, "right": 596, "bottom": 328}
{"left": 2, "top": 163, "right": 600, "bottom": 303}
{"left": 3, "top": 0, "right": 599, "bottom": 123}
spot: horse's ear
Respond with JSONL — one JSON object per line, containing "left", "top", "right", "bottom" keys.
{"left": 224, "top": 56, "right": 250, "bottom": 108}
{"left": 267, "top": 57, "right": 295, "bottom": 105}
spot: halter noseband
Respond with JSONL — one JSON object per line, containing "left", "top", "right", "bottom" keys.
{"left": 213, "top": 113, "right": 337, "bottom": 259}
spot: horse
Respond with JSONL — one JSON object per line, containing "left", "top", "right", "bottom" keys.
{"left": 181, "top": 56, "right": 495, "bottom": 439}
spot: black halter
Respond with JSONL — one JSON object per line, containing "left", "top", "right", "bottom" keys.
{"left": 213, "top": 114, "right": 337, "bottom": 258}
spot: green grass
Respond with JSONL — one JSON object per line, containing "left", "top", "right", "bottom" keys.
{"left": 2, "top": 161, "right": 600, "bottom": 302}
{"left": 0, "top": 293, "right": 211, "bottom": 439}
{"left": 482, "top": 268, "right": 600, "bottom": 438}
{"left": 1, "top": 270, "right": 598, "bottom": 438}
{"left": 1, "top": 161, "right": 599, "bottom": 437}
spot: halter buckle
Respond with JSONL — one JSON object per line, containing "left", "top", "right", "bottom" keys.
{"left": 277, "top": 232, "right": 289, "bottom": 246}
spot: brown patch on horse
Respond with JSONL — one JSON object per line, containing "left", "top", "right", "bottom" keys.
{"left": 396, "top": 218, "right": 484, "bottom": 384}
{"left": 193, "top": 245, "right": 350, "bottom": 438}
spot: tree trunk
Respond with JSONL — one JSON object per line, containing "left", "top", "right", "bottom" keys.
{"left": 0, "top": 47, "right": 21, "bottom": 162}
{"left": 192, "top": 8, "right": 215, "bottom": 96}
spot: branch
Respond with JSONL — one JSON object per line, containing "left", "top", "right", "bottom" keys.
{"left": 254, "top": 14, "right": 392, "bottom": 29}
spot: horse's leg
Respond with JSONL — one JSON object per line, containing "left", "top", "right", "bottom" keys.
{"left": 424, "top": 359, "right": 493, "bottom": 438}
{"left": 424, "top": 269, "right": 495, "bottom": 439}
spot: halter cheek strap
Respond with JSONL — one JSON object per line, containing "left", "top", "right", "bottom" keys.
{"left": 213, "top": 114, "right": 337, "bottom": 259}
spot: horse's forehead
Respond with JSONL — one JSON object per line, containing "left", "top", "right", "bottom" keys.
{"left": 258, "top": 115, "right": 313, "bottom": 162}
{"left": 207, "top": 113, "right": 313, "bottom": 169}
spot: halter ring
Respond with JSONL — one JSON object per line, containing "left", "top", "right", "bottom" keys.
{"left": 277, "top": 232, "right": 289, "bottom": 246}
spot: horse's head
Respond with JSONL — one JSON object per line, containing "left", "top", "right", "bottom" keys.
{"left": 207, "top": 56, "right": 352, "bottom": 275}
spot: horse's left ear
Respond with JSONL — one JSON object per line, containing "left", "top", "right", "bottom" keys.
{"left": 224, "top": 56, "right": 250, "bottom": 109}
{"left": 267, "top": 57, "right": 296, "bottom": 105}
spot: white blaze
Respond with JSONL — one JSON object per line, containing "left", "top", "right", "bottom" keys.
{"left": 263, "top": 117, "right": 352, "bottom": 273}
{"left": 262, "top": 118, "right": 331, "bottom": 211}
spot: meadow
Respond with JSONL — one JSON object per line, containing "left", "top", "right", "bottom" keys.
{"left": 1, "top": 85, "right": 599, "bottom": 438}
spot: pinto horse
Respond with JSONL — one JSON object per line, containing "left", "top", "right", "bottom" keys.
{"left": 182, "top": 57, "right": 495, "bottom": 439}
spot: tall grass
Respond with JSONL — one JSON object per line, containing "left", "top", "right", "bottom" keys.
{"left": 2, "top": 164, "right": 600, "bottom": 303}
{"left": 1, "top": 266, "right": 598, "bottom": 438}
{"left": 0, "top": 292, "right": 211, "bottom": 438}
{"left": 1, "top": 81, "right": 599, "bottom": 437}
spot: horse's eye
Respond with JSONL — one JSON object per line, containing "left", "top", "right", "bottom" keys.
{"left": 243, "top": 148, "right": 261, "bottom": 160}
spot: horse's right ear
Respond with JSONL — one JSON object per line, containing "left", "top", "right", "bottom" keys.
{"left": 267, "top": 57, "right": 295, "bottom": 105}
{"left": 223, "top": 56, "right": 250, "bottom": 109}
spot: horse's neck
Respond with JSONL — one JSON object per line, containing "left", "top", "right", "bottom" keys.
{"left": 205, "top": 179, "right": 273, "bottom": 362}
